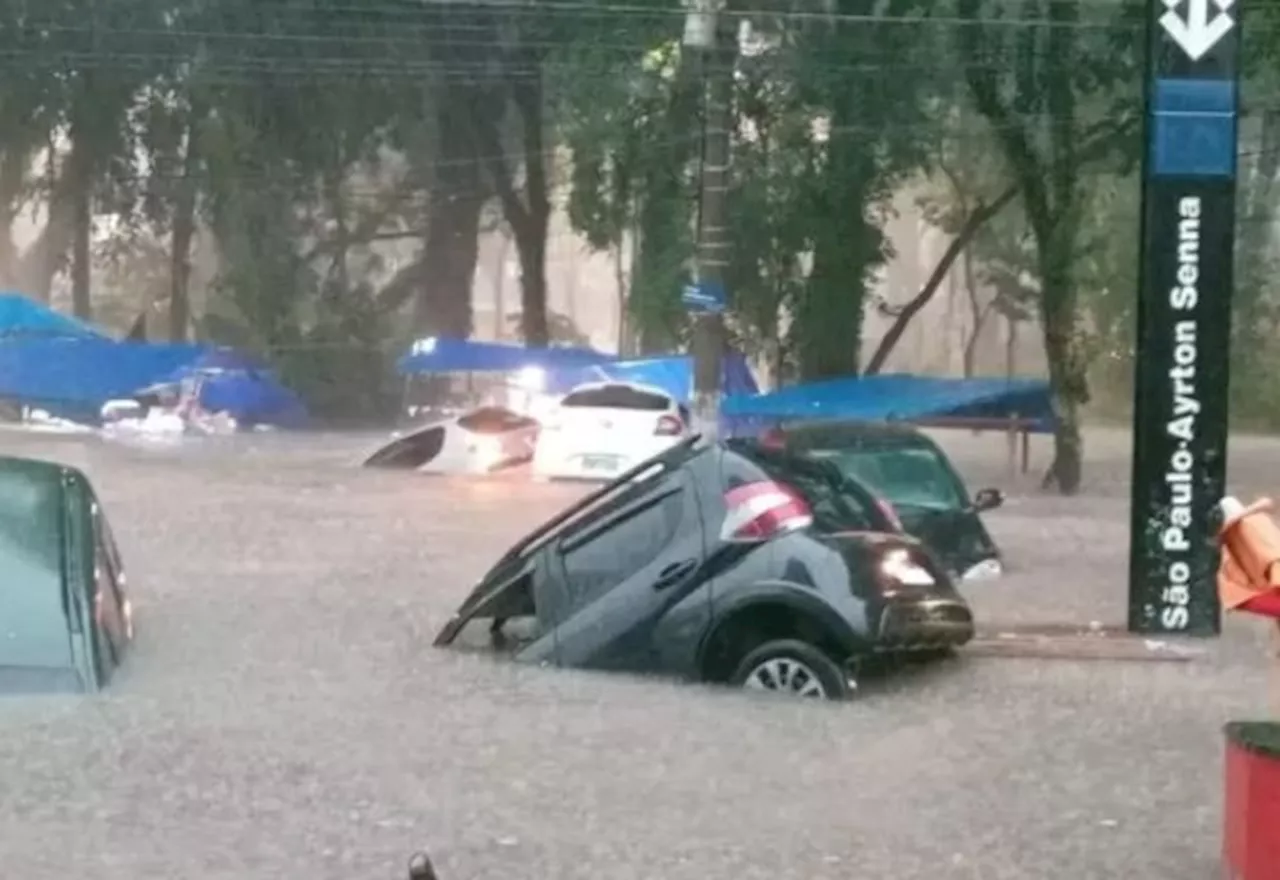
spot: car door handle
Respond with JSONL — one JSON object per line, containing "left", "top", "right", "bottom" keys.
{"left": 653, "top": 559, "right": 698, "bottom": 590}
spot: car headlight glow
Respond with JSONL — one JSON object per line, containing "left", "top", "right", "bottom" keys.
{"left": 514, "top": 366, "right": 546, "bottom": 392}
{"left": 471, "top": 437, "right": 505, "bottom": 470}
{"left": 880, "top": 548, "right": 936, "bottom": 587}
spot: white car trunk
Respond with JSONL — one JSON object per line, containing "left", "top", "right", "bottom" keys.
{"left": 534, "top": 383, "right": 688, "bottom": 479}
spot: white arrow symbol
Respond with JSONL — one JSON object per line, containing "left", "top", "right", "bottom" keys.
{"left": 1160, "top": 0, "right": 1235, "bottom": 62}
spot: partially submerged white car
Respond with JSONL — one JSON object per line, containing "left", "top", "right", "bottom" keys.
{"left": 531, "top": 381, "right": 691, "bottom": 481}
{"left": 364, "top": 405, "right": 540, "bottom": 474}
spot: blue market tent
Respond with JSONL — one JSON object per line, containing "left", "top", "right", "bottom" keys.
{"left": 0, "top": 338, "right": 204, "bottom": 421}
{"left": 721, "top": 374, "right": 1055, "bottom": 433}
{"left": 547, "top": 353, "right": 760, "bottom": 403}
{"left": 0, "top": 337, "right": 307, "bottom": 427}
{"left": 0, "top": 293, "right": 106, "bottom": 339}
{"left": 156, "top": 350, "right": 309, "bottom": 428}
{"left": 397, "top": 337, "right": 615, "bottom": 375}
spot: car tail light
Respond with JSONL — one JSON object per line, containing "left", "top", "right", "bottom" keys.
{"left": 721, "top": 480, "right": 813, "bottom": 541}
{"left": 655, "top": 414, "right": 684, "bottom": 436}
{"left": 875, "top": 497, "right": 904, "bottom": 532}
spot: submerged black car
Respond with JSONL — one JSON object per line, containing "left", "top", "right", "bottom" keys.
{"left": 434, "top": 436, "right": 973, "bottom": 700}
{"left": 761, "top": 421, "right": 1005, "bottom": 582}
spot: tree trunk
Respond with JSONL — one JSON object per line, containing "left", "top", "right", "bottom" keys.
{"left": 514, "top": 227, "right": 548, "bottom": 345}
{"left": 476, "top": 55, "right": 551, "bottom": 347}
{"left": 0, "top": 150, "right": 24, "bottom": 288}
{"left": 1235, "top": 109, "right": 1280, "bottom": 346}
{"left": 68, "top": 126, "right": 92, "bottom": 320}
{"left": 493, "top": 232, "right": 510, "bottom": 340}
{"left": 512, "top": 71, "right": 550, "bottom": 347}
{"left": 168, "top": 113, "right": 202, "bottom": 342}
{"left": 1005, "top": 315, "right": 1018, "bottom": 379}
{"left": 613, "top": 238, "right": 629, "bottom": 354}
{"left": 798, "top": 85, "right": 873, "bottom": 380}
{"left": 70, "top": 186, "right": 91, "bottom": 319}
{"left": 413, "top": 87, "right": 483, "bottom": 339}
{"left": 961, "top": 246, "right": 980, "bottom": 377}
{"left": 1039, "top": 229, "right": 1087, "bottom": 494}
{"left": 23, "top": 136, "right": 76, "bottom": 303}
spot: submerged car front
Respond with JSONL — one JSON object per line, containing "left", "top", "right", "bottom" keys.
{"left": 777, "top": 425, "right": 1005, "bottom": 582}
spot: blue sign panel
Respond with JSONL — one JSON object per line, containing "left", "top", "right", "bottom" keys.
{"left": 681, "top": 281, "right": 726, "bottom": 313}
{"left": 1151, "top": 78, "right": 1237, "bottom": 178}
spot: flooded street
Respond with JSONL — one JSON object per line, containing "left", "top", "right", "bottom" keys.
{"left": 0, "top": 426, "right": 1271, "bottom": 880}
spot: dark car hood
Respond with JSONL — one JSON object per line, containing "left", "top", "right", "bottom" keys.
{"left": 894, "top": 505, "right": 1000, "bottom": 576}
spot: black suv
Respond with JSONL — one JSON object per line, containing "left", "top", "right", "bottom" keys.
{"left": 763, "top": 421, "right": 1005, "bottom": 582}
{"left": 434, "top": 436, "right": 973, "bottom": 700}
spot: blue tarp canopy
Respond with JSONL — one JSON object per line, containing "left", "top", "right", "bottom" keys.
{"left": 397, "top": 337, "right": 615, "bottom": 375}
{"left": 157, "top": 353, "right": 309, "bottom": 428}
{"left": 0, "top": 338, "right": 204, "bottom": 420}
{"left": 721, "top": 374, "right": 1055, "bottom": 432}
{"left": 0, "top": 293, "right": 106, "bottom": 339}
{"left": 0, "top": 339, "right": 307, "bottom": 427}
{"left": 546, "top": 353, "right": 760, "bottom": 403}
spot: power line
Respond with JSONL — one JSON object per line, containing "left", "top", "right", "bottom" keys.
{"left": 13, "top": 0, "right": 1146, "bottom": 30}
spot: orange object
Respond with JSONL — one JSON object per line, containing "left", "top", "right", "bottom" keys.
{"left": 1218, "top": 497, "right": 1280, "bottom": 612}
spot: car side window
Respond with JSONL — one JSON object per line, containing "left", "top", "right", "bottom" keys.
{"left": 91, "top": 506, "right": 129, "bottom": 664}
{"left": 559, "top": 490, "right": 685, "bottom": 608}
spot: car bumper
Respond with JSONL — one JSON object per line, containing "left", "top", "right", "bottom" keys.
{"left": 875, "top": 597, "right": 974, "bottom": 649}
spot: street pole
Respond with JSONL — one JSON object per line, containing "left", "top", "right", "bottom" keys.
{"left": 1128, "top": 0, "right": 1241, "bottom": 636}
{"left": 683, "top": 0, "right": 731, "bottom": 437}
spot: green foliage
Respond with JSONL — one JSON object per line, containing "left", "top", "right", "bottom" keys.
{"left": 5, "top": 0, "right": 1280, "bottom": 439}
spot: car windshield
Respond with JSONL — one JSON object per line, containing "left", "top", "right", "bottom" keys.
{"left": 723, "top": 442, "right": 877, "bottom": 533}
{"left": 456, "top": 406, "right": 536, "bottom": 433}
{"left": 561, "top": 386, "right": 671, "bottom": 410}
{"left": 809, "top": 446, "right": 966, "bottom": 511}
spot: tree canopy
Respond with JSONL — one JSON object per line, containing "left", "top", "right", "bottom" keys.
{"left": 2, "top": 0, "right": 1278, "bottom": 488}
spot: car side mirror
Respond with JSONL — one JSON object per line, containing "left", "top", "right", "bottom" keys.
{"left": 973, "top": 487, "right": 1004, "bottom": 512}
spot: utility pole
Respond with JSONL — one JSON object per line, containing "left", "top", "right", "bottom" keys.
{"left": 683, "top": 0, "right": 732, "bottom": 437}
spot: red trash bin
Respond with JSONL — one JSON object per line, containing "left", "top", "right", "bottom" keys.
{"left": 1224, "top": 721, "right": 1280, "bottom": 880}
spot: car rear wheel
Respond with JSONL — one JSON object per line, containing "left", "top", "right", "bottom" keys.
{"left": 730, "top": 639, "right": 853, "bottom": 701}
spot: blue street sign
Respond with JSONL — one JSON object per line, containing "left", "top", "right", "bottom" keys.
{"left": 681, "top": 280, "right": 726, "bottom": 313}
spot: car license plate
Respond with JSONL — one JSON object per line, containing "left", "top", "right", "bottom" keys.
{"left": 581, "top": 454, "right": 619, "bottom": 471}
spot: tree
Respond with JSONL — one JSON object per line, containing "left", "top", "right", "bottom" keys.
{"left": 957, "top": 0, "right": 1139, "bottom": 493}
{"left": 786, "top": 0, "right": 942, "bottom": 380}
{"left": 559, "top": 18, "right": 697, "bottom": 353}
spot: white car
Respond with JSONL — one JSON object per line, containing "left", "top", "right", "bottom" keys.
{"left": 363, "top": 405, "right": 540, "bottom": 474}
{"left": 531, "top": 382, "right": 691, "bottom": 481}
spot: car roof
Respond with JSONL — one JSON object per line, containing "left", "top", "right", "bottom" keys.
{"left": 489, "top": 434, "right": 705, "bottom": 569}
{"left": 726, "top": 437, "right": 885, "bottom": 501}
{"left": 780, "top": 419, "right": 934, "bottom": 450}
{"left": 0, "top": 455, "right": 80, "bottom": 480}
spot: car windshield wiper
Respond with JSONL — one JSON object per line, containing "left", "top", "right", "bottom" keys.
{"left": 891, "top": 500, "right": 958, "bottom": 514}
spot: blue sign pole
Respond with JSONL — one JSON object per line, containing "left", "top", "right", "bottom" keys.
{"left": 1127, "top": 0, "right": 1240, "bottom": 635}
